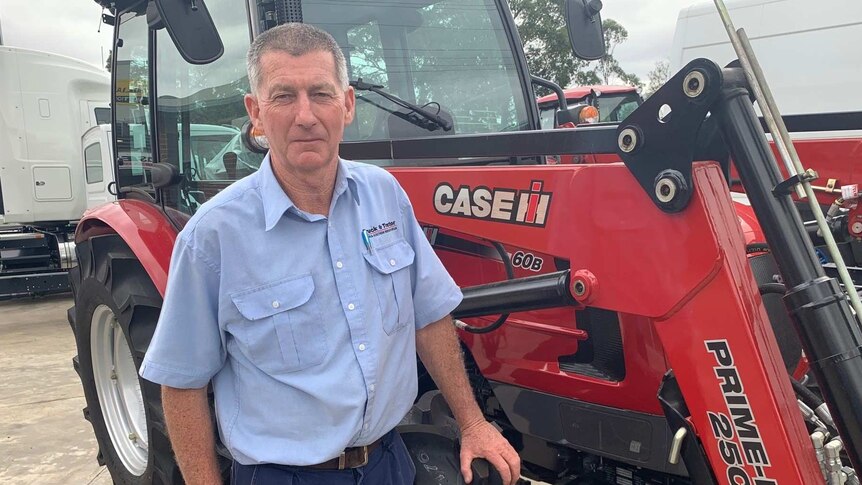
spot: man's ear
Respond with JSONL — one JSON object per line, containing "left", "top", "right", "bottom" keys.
{"left": 343, "top": 86, "right": 356, "bottom": 125}
{"left": 244, "top": 94, "right": 262, "bottom": 133}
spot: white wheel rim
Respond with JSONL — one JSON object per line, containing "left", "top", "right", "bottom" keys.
{"left": 91, "top": 304, "right": 149, "bottom": 475}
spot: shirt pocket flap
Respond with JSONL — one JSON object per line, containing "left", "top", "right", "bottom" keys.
{"left": 363, "top": 239, "right": 415, "bottom": 275}
{"left": 231, "top": 275, "right": 315, "bottom": 320}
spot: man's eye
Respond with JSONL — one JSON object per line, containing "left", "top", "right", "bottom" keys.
{"left": 314, "top": 92, "right": 333, "bottom": 99}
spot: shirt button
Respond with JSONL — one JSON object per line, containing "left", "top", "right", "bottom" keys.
{"left": 369, "top": 384, "right": 375, "bottom": 392}
{"left": 389, "top": 259, "right": 396, "bottom": 266}
{"left": 272, "top": 300, "right": 280, "bottom": 309}
{"left": 336, "top": 261, "right": 343, "bottom": 269}
{"left": 348, "top": 303, "right": 355, "bottom": 311}
{"left": 358, "top": 343, "right": 366, "bottom": 351}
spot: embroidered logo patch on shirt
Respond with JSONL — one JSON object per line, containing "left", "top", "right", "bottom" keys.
{"left": 363, "top": 220, "right": 399, "bottom": 247}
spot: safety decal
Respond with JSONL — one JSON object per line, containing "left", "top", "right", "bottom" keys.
{"left": 433, "top": 180, "right": 551, "bottom": 227}
{"left": 705, "top": 340, "right": 777, "bottom": 485}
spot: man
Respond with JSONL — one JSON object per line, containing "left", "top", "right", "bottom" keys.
{"left": 140, "top": 23, "right": 520, "bottom": 485}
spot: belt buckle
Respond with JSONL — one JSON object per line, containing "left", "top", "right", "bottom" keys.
{"left": 357, "top": 445, "right": 369, "bottom": 467}
{"left": 337, "top": 446, "right": 369, "bottom": 469}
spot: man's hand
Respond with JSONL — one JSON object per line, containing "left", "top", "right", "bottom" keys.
{"left": 415, "top": 316, "right": 521, "bottom": 484}
{"left": 459, "top": 419, "right": 521, "bottom": 485}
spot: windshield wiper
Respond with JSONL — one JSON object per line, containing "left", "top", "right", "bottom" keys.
{"left": 350, "top": 78, "right": 453, "bottom": 132}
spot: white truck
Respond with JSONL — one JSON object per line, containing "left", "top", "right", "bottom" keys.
{"left": 670, "top": 0, "right": 862, "bottom": 208}
{"left": 0, "top": 46, "right": 112, "bottom": 298}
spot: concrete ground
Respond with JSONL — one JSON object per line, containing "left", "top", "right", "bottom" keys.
{"left": 0, "top": 295, "right": 112, "bottom": 485}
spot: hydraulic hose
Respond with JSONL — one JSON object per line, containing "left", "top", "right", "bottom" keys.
{"left": 793, "top": 377, "right": 824, "bottom": 411}
{"left": 457, "top": 241, "right": 516, "bottom": 334}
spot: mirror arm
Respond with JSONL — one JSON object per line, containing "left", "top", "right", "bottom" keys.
{"left": 532, "top": 76, "right": 577, "bottom": 126}
{"left": 531, "top": 75, "right": 569, "bottom": 111}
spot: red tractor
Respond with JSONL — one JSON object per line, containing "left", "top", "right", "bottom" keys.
{"left": 536, "top": 84, "right": 642, "bottom": 129}
{"left": 68, "top": 0, "right": 862, "bottom": 484}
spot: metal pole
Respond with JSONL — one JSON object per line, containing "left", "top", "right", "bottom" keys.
{"left": 712, "top": 0, "right": 862, "bottom": 323}
{"left": 711, "top": 0, "right": 802, "bottom": 197}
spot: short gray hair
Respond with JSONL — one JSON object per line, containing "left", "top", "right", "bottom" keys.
{"left": 247, "top": 23, "right": 348, "bottom": 94}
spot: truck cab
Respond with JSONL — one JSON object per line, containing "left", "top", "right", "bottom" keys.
{"left": 0, "top": 46, "right": 111, "bottom": 297}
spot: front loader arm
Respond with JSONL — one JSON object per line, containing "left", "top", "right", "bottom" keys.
{"left": 384, "top": 59, "right": 855, "bottom": 483}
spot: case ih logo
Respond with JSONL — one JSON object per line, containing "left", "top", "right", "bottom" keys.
{"left": 433, "top": 181, "right": 551, "bottom": 226}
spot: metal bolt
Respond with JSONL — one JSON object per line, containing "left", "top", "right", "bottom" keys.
{"left": 573, "top": 280, "right": 586, "bottom": 296}
{"left": 128, "top": 432, "right": 138, "bottom": 442}
{"left": 110, "top": 369, "right": 117, "bottom": 380}
{"left": 683, "top": 71, "right": 706, "bottom": 98}
{"left": 618, "top": 128, "right": 638, "bottom": 153}
{"left": 655, "top": 177, "right": 678, "bottom": 203}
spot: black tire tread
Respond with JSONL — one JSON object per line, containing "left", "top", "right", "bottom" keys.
{"left": 70, "top": 235, "right": 224, "bottom": 484}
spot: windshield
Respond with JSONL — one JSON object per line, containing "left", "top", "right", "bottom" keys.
{"left": 595, "top": 92, "right": 641, "bottom": 123}
{"left": 539, "top": 107, "right": 556, "bottom": 129}
{"left": 128, "top": 0, "right": 530, "bottom": 214}
{"left": 306, "top": 0, "right": 531, "bottom": 140}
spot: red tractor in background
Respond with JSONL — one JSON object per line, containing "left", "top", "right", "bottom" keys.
{"left": 536, "top": 84, "right": 642, "bottom": 165}
{"left": 68, "top": 0, "right": 862, "bottom": 484}
{"left": 536, "top": 84, "right": 642, "bottom": 129}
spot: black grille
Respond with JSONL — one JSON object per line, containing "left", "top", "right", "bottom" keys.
{"left": 558, "top": 307, "right": 625, "bottom": 381}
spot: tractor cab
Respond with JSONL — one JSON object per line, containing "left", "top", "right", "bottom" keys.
{"left": 110, "top": 0, "right": 549, "bottom": 215}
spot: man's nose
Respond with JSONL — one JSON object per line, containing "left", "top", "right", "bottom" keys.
{"left": 294, "top": 94, "right": 318, "bottom": 128}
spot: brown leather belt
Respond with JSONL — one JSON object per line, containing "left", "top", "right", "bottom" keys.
{"left": 309, "top": 436, "right": 385, "bottom": 470}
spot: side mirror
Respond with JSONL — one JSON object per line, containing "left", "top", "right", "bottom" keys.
{"left": 153, "top": 0, "right": 224, "bottom": 65}
{"left": 564, "top": 0, "right": 606, "bottom": 61}
{"left": 558, "top": 105, "right": 587, "bottom": 127}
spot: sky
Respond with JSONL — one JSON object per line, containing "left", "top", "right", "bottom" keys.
{"left": 0, "top": 0, "right": 705, "bottom": 81}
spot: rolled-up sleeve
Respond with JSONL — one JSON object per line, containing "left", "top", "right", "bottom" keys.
{"left": 396, "top": 182, "right": 463, "bottom": 329}
{"left": 139, "top": 234, "right": 225, "bottom": 388}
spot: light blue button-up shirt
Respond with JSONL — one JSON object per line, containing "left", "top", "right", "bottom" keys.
{"left": 139, "top": 155, "right": 463, "bottom": 466}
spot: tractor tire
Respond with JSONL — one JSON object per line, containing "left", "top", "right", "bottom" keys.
{"left": 69, "top": 235, "right": 228, "bottom": 484}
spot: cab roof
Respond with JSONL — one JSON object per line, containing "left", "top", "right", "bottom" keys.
{"left": 536, "top": 85, "right": 638, "bottom": 106}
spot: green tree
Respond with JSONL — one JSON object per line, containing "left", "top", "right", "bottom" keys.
{"left": 509, "top": 1, "right": 641, "bottom": 89}
{"left": 509, "top": 0, "right": 600, "bottom": 89}
{"left": 597, "top": 19, "right": 640, "bottom": 86}
{"left": 644, "top": 59, "right": 671, "bottom": 98}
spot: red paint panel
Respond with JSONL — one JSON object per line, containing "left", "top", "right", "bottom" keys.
{"left": 394, "top": 164, "right": 722, "bottom": 318}
{"left": 730, "top": 137, "right": 862, "bottom": 206}
{"left": 77, "top": 200, "right": 178, "bottom": 297}
{"left": 391, "top": 163, "right": 822, "bottom": 481}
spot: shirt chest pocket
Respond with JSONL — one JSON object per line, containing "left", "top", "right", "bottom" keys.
{"left": 230, "top": 274, "right": 327, "bottom": 374}
{"left": 363, "top": 239, "right": 416, "bottom": 335}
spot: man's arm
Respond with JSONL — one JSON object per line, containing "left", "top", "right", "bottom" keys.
{"left": 162, "top": 386, "right": 222, "bottom": 485}
{"left": 415, "top": 315, "right": 521, "bottom": 485}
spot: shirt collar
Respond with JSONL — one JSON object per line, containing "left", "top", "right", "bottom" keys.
{"left": 259, "top": 153, "right": 360, "bottom": 231}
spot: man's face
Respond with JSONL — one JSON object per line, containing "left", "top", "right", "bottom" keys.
{"left": 245, "top": 50, "right": 355, "bottom": 175}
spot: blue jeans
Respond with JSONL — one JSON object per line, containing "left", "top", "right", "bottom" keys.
{"left": 231, "top": 430, "right": 416, "bottom": 485}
